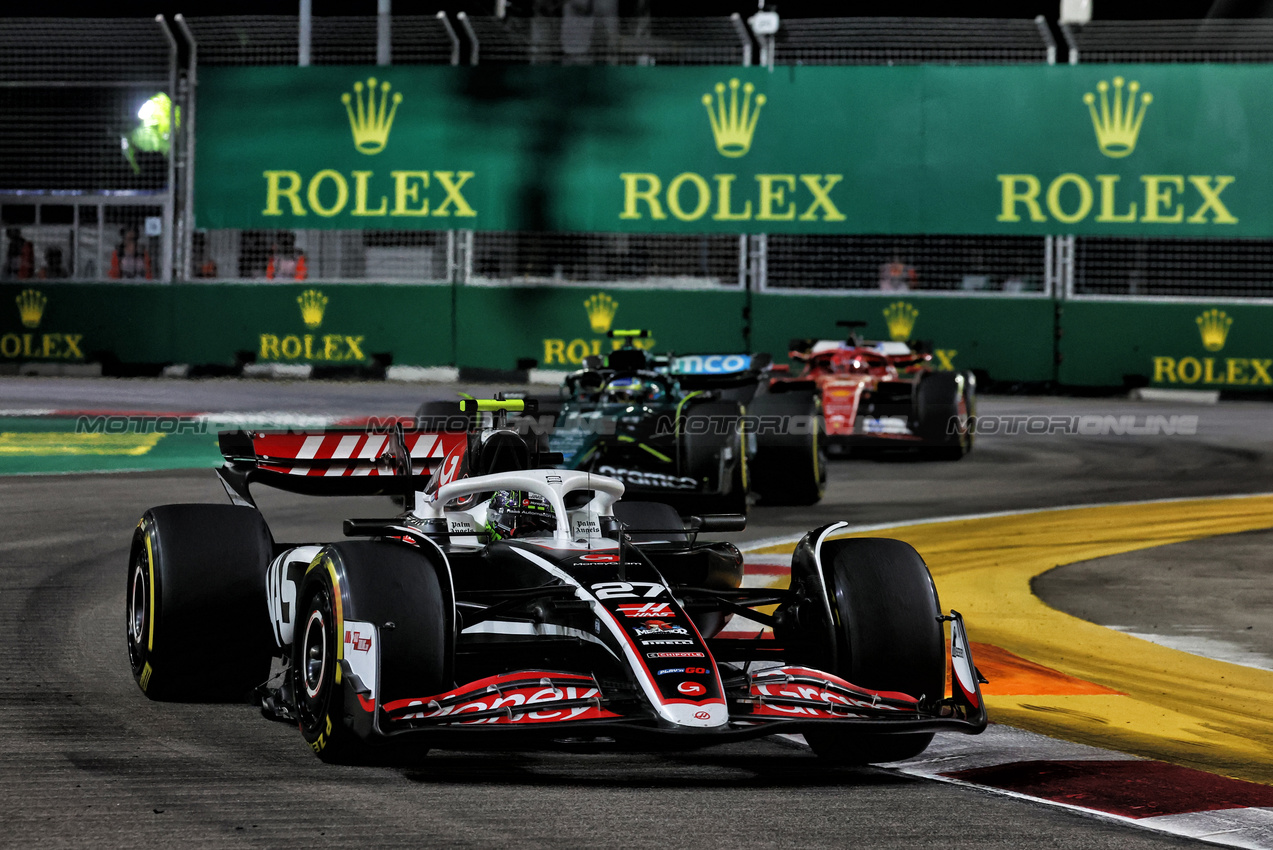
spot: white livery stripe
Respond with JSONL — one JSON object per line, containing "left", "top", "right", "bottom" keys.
{"left": 295, "top": 435, "right": 325, "bottom": 460}
{"left": 359, "top": 435, "right": 387, "bottom": 459}
{"left": 332, "top": 435, "right": 361, "bottom": 459}
{"left": 411, "top": 435, "right": 438, "bottom": 458}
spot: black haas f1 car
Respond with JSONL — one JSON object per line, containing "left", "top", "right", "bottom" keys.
{"left": 538, "top": 330, "right": 826, "bottom": 512}
{"left": 126, "top": 399, "right": 986, "bottom": 765}
{"left": 776, "top": 321, "right": 976, "bottom": 460}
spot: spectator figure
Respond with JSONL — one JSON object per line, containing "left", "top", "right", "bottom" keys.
{"left": 191, "top": 231, "right": 218, "bottom": 278}
{"left": 3, "top": 227, "right": 35, "bottom": 280}
{"left": 266, "top": 231, "right": 308, "bottom": 281}
{"left": 109, "top": 227, "right": 153, "bottom": 280}
{"left": 39, "top": 246, "right": 69, "bottom": 279}
{"left": 878, "top": 253, "right": 916, "bottom": 292}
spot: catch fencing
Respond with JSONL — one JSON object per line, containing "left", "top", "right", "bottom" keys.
{"left": 5, "top": 14, "right": 1273, "bottom": 389}
{"left": 1062, "top": 19, "right": 1273, "bottom": 302}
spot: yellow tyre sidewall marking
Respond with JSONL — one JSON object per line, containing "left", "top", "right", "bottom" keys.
{"left": 746, "top": 494, "right": 1273, "bottom": 785}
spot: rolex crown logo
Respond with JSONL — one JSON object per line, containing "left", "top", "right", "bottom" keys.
{"left": 341, "top": 77, "right": 403, "bottom": 155}
{"left": 1195, "top": 308, "right": 1232, "bottom": 352}
{"left": 15, "top": 288, "right": 46, "bottom": 329}
{"left": 298, "top": 289, "right": 329, "bottom": 329}
{"left": 882, "top": 301, "right": 919, "bottom": 341}
{"left": 1083, "top": 77, "right": 1152, "bottom": 159}
{"left": 702, "top": 78, "right": 766, "bottom": 158}
{"left": 584, "top": 293, "right": 618, "bottom": 334}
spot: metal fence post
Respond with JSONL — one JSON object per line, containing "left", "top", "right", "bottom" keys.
{"left": 175, "top": 14, "right": 198, "bottom": 282}
{"left": 377, "top": 0, "right": 391, "bottom": 66}
{"left": 157, "top": 15, "right": 177, "bottom": 282}
{"left": 298, "top": 0, "right": 312, "bottom": 67}
{"left": 438, "top": 11, "right": 460, "bottom": 67}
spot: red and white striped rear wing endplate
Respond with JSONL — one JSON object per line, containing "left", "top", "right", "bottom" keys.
{"left": 220, "top": 429, "right": 468, "bottom": 479}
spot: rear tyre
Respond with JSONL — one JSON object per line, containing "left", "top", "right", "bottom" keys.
{"left": 749, "top": 394, "right": 827, "bottom": 506}
{"left": 126, "top": 504, "right": 274, "bottom": 702}
{"left": 913, "top": 371, "right": 975, "bottom": 461}
{"left": 294, "top": 540, "right": 449, "bottom": 764}
{"left": 680, "top": 400, "right": 748, "bottom": 515}
{"left": 803, "top": 538, "right": 945, "bottom": 765}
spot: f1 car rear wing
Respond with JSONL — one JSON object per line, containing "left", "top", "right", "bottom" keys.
{"left": 217, "top": 425, "right": 468, "bottom": 505}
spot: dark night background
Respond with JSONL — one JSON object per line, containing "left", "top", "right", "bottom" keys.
{"left": 5, "top": 0, "right": 1272, "bottom": 20}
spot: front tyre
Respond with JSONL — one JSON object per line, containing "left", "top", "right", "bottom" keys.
{"left": 293, "top": 541, "right": 451, "bottom": 764}
{"left": 294, "top": 577, "right": 365, "bottom": 763}
{"left": 803, "top": 537, "right": 945, "bottom": 765}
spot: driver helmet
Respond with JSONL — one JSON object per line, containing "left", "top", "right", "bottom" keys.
{"left": 484, "top": 489, "right": 557, "bottom": 540}
{"left": 605, "top": 376, "right": 662, "bottom": 403}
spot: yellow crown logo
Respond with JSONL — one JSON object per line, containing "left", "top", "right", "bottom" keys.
{"left": 702, "top": 78, "right": 766, "bottom": 158}
{"left": 298, "top": 289, "right": 329, "bottom": 329}
{"left": 882, "top": 301, "right": 919, "bottom": 341}
{"left": 15, "top": 288, "right": 46, "bottom": 329}
{"left": 584, "top": 293, "right": 618, "bottom": 334}
{"left": 1195, "top": 308, "right": 1232, "bottom": 352}
{"left": 1083, "top": 77, "right": 1152, "bottom": 159}
{"left": 341, "top": 77, "right": 403, "bottom": 155}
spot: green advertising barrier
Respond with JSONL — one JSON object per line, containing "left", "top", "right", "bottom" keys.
{"left": 1, "top": 282, "right": 453, "bottom": 369}
{"left": 200, "top": 64, "right": 1263, "bottom": 237}
{"left": 751, "top": 293, "right": 1056, "bottom": 384}
{"left": 169, "top": 282, "right": 453, "bottom": 367}
{"left": 1058, "top": 300, "right": 1273, "bottom": 390}
{"left": 454, "top": 285, "right": 747, "bottom": 371}
{"left": 1, "top": 284, "right": 174, "bottom": 366}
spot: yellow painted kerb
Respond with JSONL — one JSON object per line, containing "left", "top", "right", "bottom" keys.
{"left": 746, "top": 494, "right": 1273, "bottom": 785}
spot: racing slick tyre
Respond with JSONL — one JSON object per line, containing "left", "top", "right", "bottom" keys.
{"left": 803, "top": 538, "right": 945, "bottom": 765}
{"left": 912, "top": 371, "right": 975, "bottom": 461}
{"left": 293, "top": 540, "right": 450, "bottom": 764}
{"left": 126, "top": 504, "right": 274, "bottom": 702}
{"left": 748, "top": 393, "right": 827, "bottom": 506}
{"left": 680, "top": 400, "right": 748, "bottom": 515}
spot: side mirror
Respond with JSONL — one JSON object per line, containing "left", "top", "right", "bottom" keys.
{"left": 687, "top": 513, "right": 747, "bottom": 532}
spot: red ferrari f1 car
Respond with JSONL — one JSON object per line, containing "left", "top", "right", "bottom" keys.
{"left": 773, "top": 321, "right": 976, "bottom": 459}
{"left": 126, "top": 399, "right": 986, "bottom": 765}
